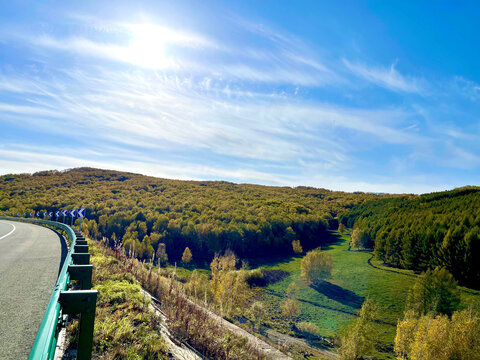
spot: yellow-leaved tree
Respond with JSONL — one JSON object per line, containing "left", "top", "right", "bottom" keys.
{"left": 339, "top": 298, "right": 379, "bottom": 360}
{"left": 210, "top": 252, "right": 250, "bottom": 316}
{"left": 181, "top": 247, "right": 192, "bottom": 264}
{"left": 394, "top": 309, "right": 480, "bottom": 360}
{"left": 394, "top": 267, "right": 480, "bottom": 360}
{"left": 281, "top": 298, "right": 300, "bottom": 325}
{"left": 300, "top": 248, "right": 333, "bottom": 285}
{"left": 292, "top": 240, "right": 303, "bottom": 254}
{"left": 249, "top": 301, "right": 265, "bottom": 331}
{"left": 156, "top": 243, "right": 168, "bottom": 266}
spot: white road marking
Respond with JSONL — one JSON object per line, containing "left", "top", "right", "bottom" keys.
{"left": 0, "top": 223, "right": 16, "bottom": 240}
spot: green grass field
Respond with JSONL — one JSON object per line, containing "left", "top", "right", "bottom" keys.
{"left": 256, "top": 231, "right": 480, "bottom": 359}
{"left": 160, "top": 230, "right": 480, "bottom": 359}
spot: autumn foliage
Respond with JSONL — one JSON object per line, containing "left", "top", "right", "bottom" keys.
{"left": 300, "top": 248, "right": 334, "bottom": 285}
{"left": 0, "top": 167, "right": 379, "bottom": 264}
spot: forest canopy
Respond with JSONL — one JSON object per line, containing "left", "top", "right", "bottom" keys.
{"left": 341, "top": 187, "right": 480, "bottom": 288}
{"left": 0, "top": 167, "right": 380, "bottom": 262}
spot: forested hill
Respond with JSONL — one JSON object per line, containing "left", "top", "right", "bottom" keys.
{"left": 0, "top": 168, "right": 380, "bottom": 261}
{"left": 341, "top": 187, "right": 480, "bottom": 288}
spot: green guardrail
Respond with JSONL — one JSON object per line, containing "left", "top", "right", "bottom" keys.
{"left": 0, "top": 217, "right": 97, "bottom": 360}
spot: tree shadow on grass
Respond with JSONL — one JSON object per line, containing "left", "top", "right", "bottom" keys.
{"left": 265, "top": 289, "right": 396, "bottom": 326}
{"left": 319, "top": 230, "right": 345, "bottom": 251}
{"left": 311, "top": 280, "right": 364, "bottom": 309}
{"left": 265, "top": 289, "right": 360, "bottom": 317}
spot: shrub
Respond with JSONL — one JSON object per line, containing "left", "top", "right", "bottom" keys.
{"left": 282, "top": 298, "right": 300, "bottom": 323}
{"left": 296, "top": 321, "right": 320, "bottom": 338}
{"left": 245, "top": 269, "right": 264, "bottom": 286}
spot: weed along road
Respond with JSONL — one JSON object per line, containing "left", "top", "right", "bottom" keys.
{"left": 0, "top": 220, "right": 65, "bottom": 359}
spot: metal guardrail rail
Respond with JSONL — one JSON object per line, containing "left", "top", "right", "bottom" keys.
{"left": 0, "top": 216, "right": 97, "bottom": 360}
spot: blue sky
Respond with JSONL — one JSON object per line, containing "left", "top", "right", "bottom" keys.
{"left": 1, "top": 1, "right": 480, "bottom": 193}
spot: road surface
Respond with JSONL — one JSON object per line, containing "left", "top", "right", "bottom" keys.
{"left": 0, "top": 220, "right": 65, "bottom": 360}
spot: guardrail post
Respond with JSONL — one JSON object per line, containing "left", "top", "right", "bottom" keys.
{"left": 74, "top": 244, "right": 89, "bottom": 253}
{"left": 72, "top": 253, "right": 91, "bottom": 265}
{"left": 59, "top": 290, "right": 98, "bottom": 360}
{"left": 68, "top": 265, "right": 93, "bottom": 290}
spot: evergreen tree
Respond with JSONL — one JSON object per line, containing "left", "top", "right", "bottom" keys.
{"left": 405, "top": 267, "right": 460, "bottom": 317}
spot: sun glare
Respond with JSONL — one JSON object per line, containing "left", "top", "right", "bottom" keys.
{"left": 125, "top": 24, "right": 171, "bottom": 69}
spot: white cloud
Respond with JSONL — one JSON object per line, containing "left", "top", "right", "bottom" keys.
{"left": 0, "top": 66, "right": 423, "bottom": 173}
{"left": 0, "top": 146, "right": 453, "bottom": 194}
{"left": 445, "top": 128, "right": 476, "bottom": 140}
{"left": 453, "top": 76, "right": 480, "bottom": 101}
{"left": 3, "top": 13, "right": 342, "bottom": 87}
{"left": 343, "top": 59, "right": 421, "bottom": 93}
{"left": 442, "top": 142, "right": 480, "bottom": 169}
{"left": 0, "top": 103, "right": 62, "bottom": 117}
{"left": 35, "top": 34, "right": 179, "bottom": 70}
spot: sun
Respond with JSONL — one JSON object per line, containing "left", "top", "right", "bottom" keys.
{"left": 125, "top": 24, "right": 171, "bottom": 69}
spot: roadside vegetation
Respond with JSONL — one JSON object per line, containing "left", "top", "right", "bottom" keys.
{"left": 66, "top": 241, "right": 169, "bottom": 359}
{"left": 87, "top": 239, "right": 267, "bottom": 359}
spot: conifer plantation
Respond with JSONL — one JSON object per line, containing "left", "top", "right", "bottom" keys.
{"left": 341, "top": 188, "right": 480, "bottom": 288}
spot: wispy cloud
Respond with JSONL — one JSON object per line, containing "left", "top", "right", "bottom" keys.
{"left": 342, "top": 59, "right": 422, "bottom": 93}
{"left": 442, "top": 142, "right": 480, "bottom": 169}
{"left": 452, "top": 76, "right": 480, "bottom": 101}
{"left": 1, "top": 8, "right": 478, "bottom": 193}
{"left": 0, "top": 145, "right": 453, "bottom": 194}
{"left": 3, "top": 13, "right": 341, "bottom": 87}
{"left": 0, "top": 66, "right": 423, "bottom": 169}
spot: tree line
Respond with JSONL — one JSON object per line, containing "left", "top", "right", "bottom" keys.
{"left": 340, "top": 187, "right": 480, "bottom": 288}
{"left": 0, "top": 167, "right": 380, "bottom": 263}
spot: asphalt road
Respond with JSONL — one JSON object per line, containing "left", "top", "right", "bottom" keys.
{"left": 0, "top": 220, "right": 65, "bottom": 360}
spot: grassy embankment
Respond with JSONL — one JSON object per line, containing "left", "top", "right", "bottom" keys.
{"left": 255, "top": 231, "right": 480, "bottom": 359}
{"left": 66, "top": 241, "right": 169, "bottom": 359}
